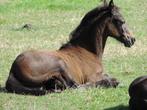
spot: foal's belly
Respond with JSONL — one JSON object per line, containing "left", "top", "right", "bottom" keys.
{"left": 15, "top": 51, "right": 62, "bottom": 83}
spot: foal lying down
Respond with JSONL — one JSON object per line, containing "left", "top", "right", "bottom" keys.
{"left": 6, "top": 0, "right": 135, "bottom": 95}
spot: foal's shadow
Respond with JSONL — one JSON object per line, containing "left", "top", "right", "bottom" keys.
{"left": 104, "top": 105, "right": 129, "bottom": 110}
{"left": 0, "top": 86, "right": 7, "bottom": 93}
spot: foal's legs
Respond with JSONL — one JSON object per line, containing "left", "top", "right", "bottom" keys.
{"left": 45, "top": 72, "right": 76, "bottom": 92}
{"left": 45, "top": 59, "right": 77, "bottom": 92}
{"left": 6, "top": 73, "right": 46, "bottom": 95}
{"left": 96, "top": 74, "right": 119, "bottom": 88}
{"left": 77, "top": 74, "right": 119, "bottom": 89}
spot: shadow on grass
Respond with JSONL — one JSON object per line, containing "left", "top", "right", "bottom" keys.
{"left": 0, "top": 86, "right": 7, "bottom": 93}
{"left": 104, "top": 105, "right": 129, "bottom": 110}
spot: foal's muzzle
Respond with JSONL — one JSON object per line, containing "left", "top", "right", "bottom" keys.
{"left": 123, "top": 37, "right": 136, "bottom": 47}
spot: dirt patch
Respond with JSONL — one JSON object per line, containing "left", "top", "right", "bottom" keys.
{"left": 0, "top": 0, "right": 9, "bottom": 4}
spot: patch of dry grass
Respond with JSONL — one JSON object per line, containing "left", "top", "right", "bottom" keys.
{"left": 0, "top": 0, "right": 10, "bottom": 4}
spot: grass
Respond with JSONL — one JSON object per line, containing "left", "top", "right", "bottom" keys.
{"left": 0, "top": 0, "right": 146, "bottom": 110}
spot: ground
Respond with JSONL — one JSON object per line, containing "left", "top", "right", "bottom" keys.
{"left": 0, "top": 0, "right": 146, "bottom": 110}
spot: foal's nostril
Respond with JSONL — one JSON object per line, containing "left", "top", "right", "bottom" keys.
{"left": 133, "top": 38, "right": 136, "bottom": 42}
{"left": 131, "top": 38, "right": 136, "bottom": 44}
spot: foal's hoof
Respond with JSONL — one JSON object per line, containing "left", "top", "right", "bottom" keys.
{"left": 110, "top": 78, "right": 120, "bottom": 88}
{"left": 96, "top": 78, "right": 119, "bottom": 88}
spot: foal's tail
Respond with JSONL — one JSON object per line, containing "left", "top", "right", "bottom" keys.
{"left": 6, "top": 73, "right": 47, "bottom": 96}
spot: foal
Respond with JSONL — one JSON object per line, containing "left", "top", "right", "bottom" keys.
{"left": 6, "top": 0, "right": 135, "bottom": 95}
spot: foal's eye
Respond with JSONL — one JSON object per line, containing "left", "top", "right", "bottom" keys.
{"left": 112, "top": 18, "right": 125, "bottom": 26}
{"left": 113, "top": 20, "right": 123, "bottom": 26}
{"left": 116, "top": 19, "right": 125, "bottom": 25}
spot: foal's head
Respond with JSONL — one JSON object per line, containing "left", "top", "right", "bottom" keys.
{"left": 105, "top": 0, "right": 135, "bottom": 47}
{"left": 67, "top": 0, "right": 135, "bottom": 51}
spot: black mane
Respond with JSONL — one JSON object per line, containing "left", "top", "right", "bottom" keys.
{"left": 70, "top": 5, "right": 109, "bottom": 39}
{"left": 60, "top": 2, "right": 119, "bottom": 49}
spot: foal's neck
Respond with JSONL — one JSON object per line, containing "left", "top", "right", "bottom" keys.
{"left": 95, "top": 30, "right": 108, "bottom": 59}
{"left": 85, "top": 27, "right": 108, "bottom": 59}
{"left": 70, "top": 24, "right": 108, "bottom": 59}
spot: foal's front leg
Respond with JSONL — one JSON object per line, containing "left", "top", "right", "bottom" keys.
{"left": 77, "top": 82, "right": 96, "bottom": 89}
{"left": 77, "top": 74, "right": 119, "bottom": 89}
{"left": 96, "top": 74, "right": 119, "bottom": 88}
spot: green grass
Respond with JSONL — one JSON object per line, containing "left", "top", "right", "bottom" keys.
{"left": 0, "top": 0, "right": 147, "bottom": 110}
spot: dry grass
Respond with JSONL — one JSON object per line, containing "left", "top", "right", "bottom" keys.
{"left": 104, "top": 39, "right": 147, "bottom": 58}
{"left": 0, "top": 0, "right": 9, "bottom": 4}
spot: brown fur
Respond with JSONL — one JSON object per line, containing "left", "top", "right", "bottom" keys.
{"left": 57, "top": 46, "right": 103, "bottom": 84}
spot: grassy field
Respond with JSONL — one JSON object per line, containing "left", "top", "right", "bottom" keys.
{"left": 0, "top": 0, "right": 146, "bottom": 110}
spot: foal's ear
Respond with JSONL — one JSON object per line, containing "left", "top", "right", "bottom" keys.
{"left": 109, "top": 0, "right": 114, "bottom": 8}
{"left": 102, "top": 0, "right": 108, "bottom": 6}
